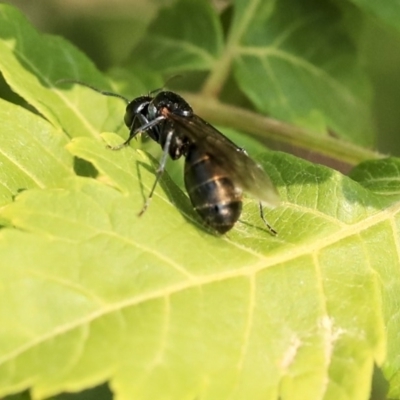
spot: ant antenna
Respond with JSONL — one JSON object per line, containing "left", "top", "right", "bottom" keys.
{"left": 148, "top": 74, "right": 183, "bottom": 97}
{"left": 56, "top": 79, "right": 130, "bottom": 104}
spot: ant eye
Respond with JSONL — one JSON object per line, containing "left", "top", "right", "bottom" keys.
{"left": 124, "top": 109, "right": 134, "bottom": 128}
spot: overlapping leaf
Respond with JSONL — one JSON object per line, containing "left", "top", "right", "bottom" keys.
{"left": 128, "top": 0, "right": 223, "bottom": 73}
{"left": 0, "top": 5, "right": 124, "bottom": 139}
{"left": 347, "top": 0, "right": 400, "bottom": 33}
{"left": 350, "top": 158, "right": 400, "bottom": 201}
{"left": 0, "top": 98, "right": 73, "bottom": 208}
{"left": 128, "top": 0, "right": 374, "bottom": 146}
{"left": 232, "top": 0, "right": 373, "bottom": 145}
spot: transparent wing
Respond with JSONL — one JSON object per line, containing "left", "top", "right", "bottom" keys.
{"left": 166, "top": 111, "right": 280, "bottom": 206}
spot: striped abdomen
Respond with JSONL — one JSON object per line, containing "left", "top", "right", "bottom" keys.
{"left": 184, "top": 146, "right": 243, "bottom": 233}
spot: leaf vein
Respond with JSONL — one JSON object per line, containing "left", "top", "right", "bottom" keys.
{"left": 239, "top": 47, "right": 361, "bottom": 108}
{"left": 3, "top": 203, "right": 399, "bottom": 364}
{"left": 148, "top": 36, "right": 216, "bottom": 66}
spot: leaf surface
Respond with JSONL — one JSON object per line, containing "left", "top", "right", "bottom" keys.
{"left": 0, "top": 136, "right": 398, "bottom": 399}
{"left": 0, "top": 98, "right": 73, "bottom": 208}
{"left": 232, "top": 0, "right": 373, "bottom": 145}
{"left": 128, "top": 0, "right": 223, "bottom": 73}
{"left": 347, "top": 0, "right": 400, "bottom": 33}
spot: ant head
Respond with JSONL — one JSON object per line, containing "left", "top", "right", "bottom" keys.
{"left": 124, "top": 95, "right": 152, "bottom": 128}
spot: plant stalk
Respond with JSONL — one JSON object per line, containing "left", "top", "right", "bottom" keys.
{"left": 182, "top": 93, "right": 385, "bottom": 168}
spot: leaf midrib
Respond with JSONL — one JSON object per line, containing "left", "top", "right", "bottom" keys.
{"left": 1, "top": 200, "right": 398, "bottom": 365}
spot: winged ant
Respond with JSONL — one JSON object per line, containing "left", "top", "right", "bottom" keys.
{"left": 58, "top": 79, "right": 280, "bottom": 234}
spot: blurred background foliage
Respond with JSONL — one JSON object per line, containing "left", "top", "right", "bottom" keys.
{"left": 1, "top": 0, "right": 400, "bottom": 157}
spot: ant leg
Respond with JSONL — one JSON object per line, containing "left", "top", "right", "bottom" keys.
{"left": 108, "top": 116, "right": 165, "bottom": 151}
{"left": 108, "top": 138, "right": 137, "bottom": 151}
{"left": 107, "top": 113, "right": 146, "bottom": 150}
{"left": 259, "top": 201, "right": 277, "bottom": 235}
{"left": 138, "top": 130, "right": 173, "bottom": 217}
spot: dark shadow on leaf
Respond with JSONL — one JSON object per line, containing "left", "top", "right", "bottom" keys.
{"left": 135, "top": 159, "right": 148, "bottom": 205}
{"left": 73, "top": 157, "right": 98, "bottom": 178}
{"left": 56, "top": 382, "right": 113, "bottom": 400}
{"left": 136, "top": 153, "right": 214, "bottom": 235}
{"left": 12, "top": 187, "right": 27, "bottom": 201}
{"left": 369, "top": 365, "right": 389, "bottom": 400}
{"left": 3, "top": 389, "right": 30, "bottom": 400}
{"left": 3, "top": 383, "right": 113, "bottom": 400}
{"left": 238, "top": 217, "right": 275, "bottom": 236}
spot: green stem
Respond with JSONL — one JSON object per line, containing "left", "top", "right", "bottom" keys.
{"left": 201, "top": 49, "right": 234, "bottom": 97}
{"left": 182, "top": 93, "right": 384, "bottom": 166}
{"left": 202, "top": 0, "right": 265, "bottom": 97}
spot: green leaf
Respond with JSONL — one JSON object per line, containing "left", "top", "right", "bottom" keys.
{"left": 232, "top": 0, "right": 373, "bottom": 145}
{"left": 128, "top": 0, "right": 223, "bottom": 73}
{"left": 0, "top": 98, "right": 73, "bottom": 208}
{"left": 347, "top": 0, "right": 400, "bottom": 33}
{"left": 1, "top": 132, "right": 398, "bottom": 399}
{"left": 350, "top": 158, "right": 400, "bottom": 202}
{"left": 128, "top": 0, "right": 373, "bottom": 146}
{"left": 0, "top": 4, "right": 124, "bottom": 139}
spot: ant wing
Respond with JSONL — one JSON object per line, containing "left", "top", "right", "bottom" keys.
{"left": 165, "top": 111, "right": 280, "bottom": 207}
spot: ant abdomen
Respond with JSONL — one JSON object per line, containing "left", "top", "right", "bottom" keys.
{"left": 184, "top": 145, "right": 243, "bottom": 234}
